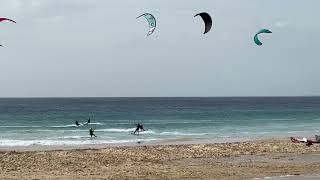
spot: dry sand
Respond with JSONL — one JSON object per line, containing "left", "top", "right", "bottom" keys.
{"left": 1, "top": 139, "right": 320, "bottom": 180}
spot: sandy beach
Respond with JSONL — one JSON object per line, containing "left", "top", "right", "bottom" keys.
{"left": 1, "top": 139, "right": 320, "bottom": 180}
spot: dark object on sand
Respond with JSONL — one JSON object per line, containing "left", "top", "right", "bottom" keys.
{"left": 290, "top": 135, "right": 320, "bottom": 146}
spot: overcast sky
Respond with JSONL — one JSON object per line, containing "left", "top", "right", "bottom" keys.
{"left": 0, "top": 0, "right": 319, "bottom": 97}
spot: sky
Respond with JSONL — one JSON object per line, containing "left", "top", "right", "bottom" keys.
{"left": 0, "top": 0, "right": 319, "bottom": 97}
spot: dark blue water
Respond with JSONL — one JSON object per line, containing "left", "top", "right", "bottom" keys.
{"left": 0, "top": 97, "right": 319, "bottom": 146}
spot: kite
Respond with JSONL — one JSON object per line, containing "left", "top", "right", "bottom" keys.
{"left": 137, "top": 13, "right": 156, "bottom": 36}
{"left": 194, "top": 12, "right": 212, "bottom": 34}
{"left": 254, "top": 29, "right": 272, "bottom": 46}
{"left": 0, "top": 18, "right": 16, "bottom": 47}
{"left": 0, "top": 18, "right": 16, "bottom": 23}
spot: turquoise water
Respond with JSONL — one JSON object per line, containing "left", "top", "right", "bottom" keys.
{"left": 0, "top": 97, "right": 320, "bottom": 146}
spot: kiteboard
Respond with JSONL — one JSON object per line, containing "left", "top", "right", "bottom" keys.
{"left": 131, "top": 130, "right": 148, "bottom": 135}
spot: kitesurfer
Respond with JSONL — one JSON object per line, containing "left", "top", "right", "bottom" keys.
{"left": 140, "top": 124, "right": 146, "bottom": 132}
{"left": 133, "top": 123, "right": 145, "bottom": 134}
{"left": 133, "top": 123, "right": 140, "bottom": 134}
{"left": 89, "top": 128, "right": 97, "bottom": 138}
{"left": 75, "top": 121, "right": 80, "bottom": 126}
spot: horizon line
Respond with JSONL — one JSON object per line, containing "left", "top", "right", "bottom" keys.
{"left": 0, "top": 96, "right": 319, "bottom": 99}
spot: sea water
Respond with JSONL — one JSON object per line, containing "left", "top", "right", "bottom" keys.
{"left": 0, "top": 97, "right": 320, "bottom": 147}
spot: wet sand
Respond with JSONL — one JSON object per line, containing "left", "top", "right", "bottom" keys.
{"left": 1, "top": 139, "right": 320, "bottom": 179}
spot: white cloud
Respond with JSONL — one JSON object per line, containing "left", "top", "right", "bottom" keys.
{"left": 275, "top": 21, "right": 290, "bottom": 28}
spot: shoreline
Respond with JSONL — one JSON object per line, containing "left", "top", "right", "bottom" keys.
{"left": 1, "top": 138, "right": 320, "bottom": 179}
{"left": 0, "top": 136, "right": 287, "bottom": 152}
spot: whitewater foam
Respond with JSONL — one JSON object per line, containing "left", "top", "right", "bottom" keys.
{"left": 51, "top": 122, "right": 104, "bottom": 128}
{"left": 97, "top": 128, "right": 136, "bottom": 132}
{"left": 159, "top": 132, "right": 209, "bottom": 136}
{"left": 0, "top": 138, "right": 158, "bottom": 147}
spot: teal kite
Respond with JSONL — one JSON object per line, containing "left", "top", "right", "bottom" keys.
{"left": 254, "top": 29, "right": 272, "bottom": 46}
{"left": 137, "top": 13, "right": 156, "bottom": 36}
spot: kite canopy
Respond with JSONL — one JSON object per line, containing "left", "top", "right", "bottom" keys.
{"left": 137, "top": 13, "right": 156, "bottom": 36}
{"left": 0, "top": 18, "right": 16, "bottom": 47}
{"left": 194, "top": 12, "right": 212, "bottom": 34}
{"left": 0, "top": 18, "right": 16, "bottom": 23}
{"left": 254, "top": 29, "right": 272, "bottom": 46}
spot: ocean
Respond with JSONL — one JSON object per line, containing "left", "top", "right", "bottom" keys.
{"left": 0, "top": 97, "right": 320, "bottom": 147}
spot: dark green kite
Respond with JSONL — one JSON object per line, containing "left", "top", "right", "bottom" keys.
{"left": 254, "top": 29, "right": 272, "bottom": 46}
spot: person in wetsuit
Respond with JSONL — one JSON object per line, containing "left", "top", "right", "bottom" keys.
{"left": 75, "top": 121, "right": 81, "bottom": 126}
{"left": 139, "top": 123, "right": 145, "bottom": 132}
{"left": 89, "top": 128, "right": 97, "bottom": 138}
{"left": 133, "top": 123, "right": 146, "bottom": 134}
{"left": 133, "top": 123, "right": 141, "bottom": 134}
